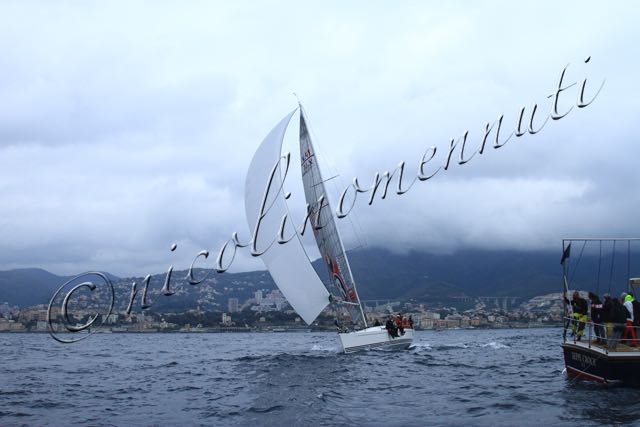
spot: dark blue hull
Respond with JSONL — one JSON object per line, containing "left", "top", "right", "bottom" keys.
{"left": 562, "top": 342, "right": 640, "bottom": 385}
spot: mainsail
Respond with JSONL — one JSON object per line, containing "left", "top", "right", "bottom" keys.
{"left": 299, "top": 108, "right": 367, "bottom": 328}
{"left": 244, "top": 109, "right": 330, "bottom": 324}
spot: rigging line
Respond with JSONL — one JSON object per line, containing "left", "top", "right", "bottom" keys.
{"left": 596, "top": 240, "right": 602, "bottom": 294}
{"left": 351, "top": 191, "right": 368, "bottom": 247}
{"left": 301, "top": 105, "right": 368, "bottom": 253}
{"left": 569, "top": 240, "right": 587, "bottom": 287}
{"left": 345, "top": 206, "right": 368, "bottom": 250}
{"left": 300, "top": 108, "right": 365, "bottom": 326}
{"left": 608, "top": 240, "right": 617, "bottom": 294}
{"left": 629, "top": 242, "right": 638, "bottom": 278}
{"left": 312, "top": 175, "right": 339, "bottom": 187}
{"left": 628, "top": 240, "right": 631, "bottom": 288}
{"left": 341, "top": 183, "right": 368, "bottom": 251}
{"left": 335, "top": 176, "right": 368, "bottom": 251}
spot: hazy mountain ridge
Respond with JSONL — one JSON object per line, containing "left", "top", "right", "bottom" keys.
{"left": 0, "top": 268, "right": 72, "bottom": 307}
{"left": 0, "top": 248, "right": 581, "bottom": 309}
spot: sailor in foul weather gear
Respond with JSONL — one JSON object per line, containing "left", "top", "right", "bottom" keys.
{"left": 622, "top": 293, "right": 637, "bottom": 347}
{"left": 566, "top": 291, "right": 588, "bottom": 340}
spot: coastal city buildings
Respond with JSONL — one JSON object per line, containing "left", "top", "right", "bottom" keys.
{"left": 0, "top": 293, "right": 565, "bottom": 333}
{"left": 228, "top": 298, "right": 239, "bottom": 313}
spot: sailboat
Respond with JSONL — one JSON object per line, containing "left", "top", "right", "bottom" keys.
{"left": 244, "top": 106, "right": 414, "bottom": 353}
{"left": 561, "top": 237, "right": 640, "bottom": 384}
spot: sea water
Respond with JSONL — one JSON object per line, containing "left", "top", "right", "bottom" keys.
{"left": 2, "top": 328, "right": 640, "bottom": 426}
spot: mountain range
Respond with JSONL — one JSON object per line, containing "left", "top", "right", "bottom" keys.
{"left": 1, "top": 247, "right": 635, "bottom": 309}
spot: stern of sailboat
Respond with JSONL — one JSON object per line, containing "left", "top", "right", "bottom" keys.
{"left": 339, "top": 327, "right": 414, "bottom": 353}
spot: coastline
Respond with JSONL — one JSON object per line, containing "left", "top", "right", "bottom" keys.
{"left": 1, "top": 322, "right": 562, "bottom": 334}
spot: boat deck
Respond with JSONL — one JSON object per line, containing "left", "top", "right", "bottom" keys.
{"left": 564, "top": 338, "right": 640, "bottom": 356}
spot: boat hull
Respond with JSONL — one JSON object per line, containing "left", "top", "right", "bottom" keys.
{"left": 562, "top": 342, "right": 640, "bottom": 384}
{"left": 339, "top": 326, "right": 414, "bottom": 353}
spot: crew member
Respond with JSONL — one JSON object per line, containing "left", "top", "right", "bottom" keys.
{"left": 385, "top": 317, "right": 398, "bottom": 338}
{"left": 588, "top": 292, "right": 604, "bottom": 344}
{"left": 609, "top": 297, "right": 628, "bottom": 349}
{"left": 621, "top": 293, "right": 637, "bottom": 347}
{"left": 395, "top": 313, "right": 405, "bottom": 336}
{"left": 567, "top": 291, "right": 588, "bottom": 341}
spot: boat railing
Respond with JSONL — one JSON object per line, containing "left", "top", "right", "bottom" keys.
{"left": 563, "top": 316, "right": 640, "bottom": 354}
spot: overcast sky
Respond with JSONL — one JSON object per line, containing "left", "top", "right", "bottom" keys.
{"left": 0, "top": 1, "right": 638, "bottom": 277}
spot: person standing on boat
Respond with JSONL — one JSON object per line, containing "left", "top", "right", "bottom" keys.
{"left": 632, "top": 295, "right": 640, "bottom": 340}
{"left": 395, "top": 314, "right": 405, "bottom": 336}
{"left": 402, "top": 316, "right": 410, "bottom": 329}
{"left": 385, "top": 317, "right": 398, "bottom": 338}
{"left": 566, "top": 291, "right": 588, "bottom": 340}
{"left": 621, "top": 293, "right": 637, "bottom": 347}
{"left": 588, "top": 292, "right": 604, "bottom": 344}
{"left": 609, "top": 297, "right": 628, "bottom": 349}
{"left": 601, "top": 294, "right": 613, "bottom": 346}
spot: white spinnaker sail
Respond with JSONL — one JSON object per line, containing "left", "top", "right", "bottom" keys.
{"left": 299, "top": 109, "right": 366, "bottom": 327}
{"left": 244, "top": 109, "right": 330, "bottom": 325}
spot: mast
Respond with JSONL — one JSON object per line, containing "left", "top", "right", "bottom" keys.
{"left": 561, "top": 239, "right": 570, "bottom": 342}
{"left": 298, "top": 106, "right": 368, "bottom": 328}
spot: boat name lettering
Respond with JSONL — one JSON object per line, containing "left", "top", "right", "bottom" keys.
{"left": 571, "top": 352, "right": 596, "bottom": 368}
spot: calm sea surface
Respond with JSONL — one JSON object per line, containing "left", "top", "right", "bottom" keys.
{"left": 2, "top": 328, "right": 640, "bottom": 426}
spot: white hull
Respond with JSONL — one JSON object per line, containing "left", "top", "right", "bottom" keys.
{"left": 339, "top": 326, "right": 414, "bottom": 353}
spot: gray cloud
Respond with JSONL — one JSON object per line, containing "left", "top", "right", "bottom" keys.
{"left": 0, "top": 1, "right": 638, "bottom": 276}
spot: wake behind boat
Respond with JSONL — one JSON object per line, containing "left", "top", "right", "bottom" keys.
{"left": 244, "top": 106, "right": 413, "bottom": 353}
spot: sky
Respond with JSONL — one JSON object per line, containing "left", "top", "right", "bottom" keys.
{"left": 0, "top": 1, "right": 638, "bottom": 277}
